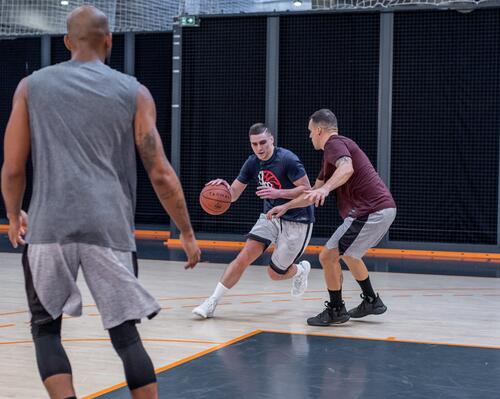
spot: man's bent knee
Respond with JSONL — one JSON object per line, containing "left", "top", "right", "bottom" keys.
{"left": 267, "top": 260, "right": 289, "bottom": 280}
{"left": 235, "top": 240, "right": 266, "bottom": 266}
{"left": 319, "top": 247, "right": 340, "bottom": 267}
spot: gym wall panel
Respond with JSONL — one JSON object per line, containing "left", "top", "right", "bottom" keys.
{"left": 181, "top": 17, "right": 267, "bottom": 235}
{"left": 134, "top": 32, "right": 172, "bottom": 224}
{"left": 278, "top": 13, "right": 380, "bottom": 238}
{"left": 391, "top": 10, "right": 499, "bottom": 244}
{"left": 51, "top": 33, "right": 124, "bottom": 72}
{"left": 0, "top": 37, "right": 41, "bottom": 218}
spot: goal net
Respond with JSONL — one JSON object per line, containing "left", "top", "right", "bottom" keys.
{"left": 0, "top": 0, "right": 493, "bottom": 37}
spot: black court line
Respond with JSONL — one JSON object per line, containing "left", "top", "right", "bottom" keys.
{"left": 93, "top": 330, "right": 500, "bottom": 399}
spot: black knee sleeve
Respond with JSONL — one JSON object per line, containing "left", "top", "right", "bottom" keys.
{"left": 31, "top": 317, "right": 72, "bottom": 381}
{"left": 109, "top": 321, "right": 156, "bottom": 390}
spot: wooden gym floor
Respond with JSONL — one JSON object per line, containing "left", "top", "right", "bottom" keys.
{"left": 0, "top": 243, "right": 499, "bottom": 398}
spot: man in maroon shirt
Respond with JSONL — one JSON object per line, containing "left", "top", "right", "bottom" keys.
{"left": 267, "top": 109, "right": 396, "bottom": 326}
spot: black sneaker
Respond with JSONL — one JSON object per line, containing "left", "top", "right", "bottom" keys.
{"left": 348, "top": 294, "right": 387, "bottom": 318}
{"left": 307, "top": 301, "right": 350, "bottom": 326}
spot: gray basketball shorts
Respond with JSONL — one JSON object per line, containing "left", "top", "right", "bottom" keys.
{"left": 23, "top": 243, "right": 161, "bottom": 329}
{"left": 247, "top": 214, "right": 313, "bottom": 274}
{"left": 325, "top": 208, "right": 397, "bottom": 259}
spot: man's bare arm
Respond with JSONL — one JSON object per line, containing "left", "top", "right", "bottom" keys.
{"left": 265, "top": 178, "right": 322, "bottom": 219}
{"left": 303, "top": 157, "right": 353, "bottom": 207}
{"left": 1, "top": 78, "right": 30, "bottom": 248}
{"left": 321, "top": 156, "right": 354, "bottom": 193}
{"left": 135, "top": 85, "right": 193, "bottom": 234}
{"left": 1, "top": 78, "right": 30, "bottom": 220}
{"left": 134, "top": 85, "right": 200, "bottom": 267}
{"left": 289, "top": 178, "right": 322, "bottom": 208}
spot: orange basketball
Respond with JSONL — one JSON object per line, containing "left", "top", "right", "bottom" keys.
{"left": 199, "top": 184, "right": 232, "bottom": 215}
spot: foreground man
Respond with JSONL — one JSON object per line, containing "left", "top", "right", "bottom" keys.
{"left": 1, "top": 6, "right": 200, "bottom": 398}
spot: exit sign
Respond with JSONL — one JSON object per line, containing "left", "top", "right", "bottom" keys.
{"left": 180, "top": 15, "right": 200, "bottom": 27}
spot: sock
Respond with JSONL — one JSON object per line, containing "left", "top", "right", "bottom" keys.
{"left": 294, "top": 262, "right": 304, "bottom": 277}
{"left": 211, "top": 282, "right": 229, "bottom": 301}
{"left": 328, "top": 289, "right": 343, "bottom": 309}
{"left": 357, "top": 277, "right": 376, "bottom": 301}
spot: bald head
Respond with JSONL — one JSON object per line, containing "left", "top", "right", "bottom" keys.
{"left": 66, "top": 6, "right": 110, "bottom": 52}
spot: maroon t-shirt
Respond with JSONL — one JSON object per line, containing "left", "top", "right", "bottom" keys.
{"left": 318, "top": 135, "right": 396, "bottom": 219}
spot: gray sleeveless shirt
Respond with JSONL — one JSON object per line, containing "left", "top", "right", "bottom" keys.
{"left": 26, "top": 60, "right": 140, "bottom": 251}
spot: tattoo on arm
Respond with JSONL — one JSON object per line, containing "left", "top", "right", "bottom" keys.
{"left": 335, "top": 156, "right": 351, "bottom": 168}
{"left": 138, "top": 129, "right": 159, "bottom": 172}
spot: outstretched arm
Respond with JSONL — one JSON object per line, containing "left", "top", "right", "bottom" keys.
{"left": 304, "top": 156, "right": 353, "bottom": 207}
{"left": 256, "top": 174, "right": 311, "bottom": 200}
{"left": 266, "top": 179, "right": 324, "bottom": 219}
{"left": 134, "top": 84, "right": 200, "bottom": 268}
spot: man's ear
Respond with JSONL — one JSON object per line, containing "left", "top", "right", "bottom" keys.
{"left": 63, "top": 35, "right": 72, "bottom": 52}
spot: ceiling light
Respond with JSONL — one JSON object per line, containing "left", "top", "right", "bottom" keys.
{"left": 293, "top": 0, "right": 303, "bottom": 6}
{"left": 61, "top": 0, "right": 69, "bottom": 5}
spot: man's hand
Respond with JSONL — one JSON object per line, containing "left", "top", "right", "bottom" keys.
{"left": 256, "top": 186, "right": 281, "bottom": 200}
{"left": 206, "top": 179, "right": 230, "bottom": 190}
{"left": 180, "top": 232, "right": 201, "bottom": 269}
{"left": 266, "top": 204, "right": 288, "bottom": 219}
{"left": 8, "top": 210, "right": 28, "bottom": 248}
{"left": 304, "top": 187, "right": 330, "bottom": 207}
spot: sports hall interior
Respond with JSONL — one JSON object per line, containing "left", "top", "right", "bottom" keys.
{"left": 0, "top": 1, "right": 499, "bottom": 398}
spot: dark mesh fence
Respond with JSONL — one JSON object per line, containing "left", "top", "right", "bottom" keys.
{"left": 279, "top": 13, "right": 380, "bottom": 238}
{"left": 0, "top": 37, "right": 41, "bottom": 217}
{"left": 0, "top": 10, "right": 498, "bottom": 248}
{"left": 391, "top": 10, "right": 499, "bottom": 244}
{"left": 181, "top": 17, "right": 267, "bottom": 235}
{"left": 134, "top": 32, "right": 172, "bottom": 224}
{"left": 51, "top": 33, "right": 124, "bottom": 72}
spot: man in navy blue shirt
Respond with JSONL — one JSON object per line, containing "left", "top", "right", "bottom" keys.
{"left": 193, "top": 123, "right": 314, "bottom": 319}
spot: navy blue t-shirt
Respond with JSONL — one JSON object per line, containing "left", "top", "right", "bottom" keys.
{"left": 237, "top": 147, "right": 314, "bottom": 224}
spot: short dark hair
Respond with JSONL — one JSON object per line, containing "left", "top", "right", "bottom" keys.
{"left": 309, "top": 109, "right": 338, "bottom": 129}
{"left": 249, "top": 123, "right": 272, "bottom": 136}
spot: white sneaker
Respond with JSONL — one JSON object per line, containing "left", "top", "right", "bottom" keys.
{"left": 291, "top": 260, "right": 311, "bottom": 297}
{"left": 192, "top": 297, "right": 218, "bottom": 319}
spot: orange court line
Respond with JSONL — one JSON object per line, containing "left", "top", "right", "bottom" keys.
{"left": 2, "top": 287, "right": 498, "bottom": 320}
{"left": 0, "top": 324, "right": 15, "bottom": 328}
{"left": 262, "top": 329, "right": 500, "bottom": 350}
{"left": 0, "top": 310, "right": 28, "bottom": 316}
{"left": 157, "top": 287, "right": 499, "bottom": 303}
{"left": 0, "top": 337, "right": 221, "bottom": 346}
{"left": 82, "top": 330, "right": 262, "bottom": 399}
{"left": 157, "top": 291, "right": 291, "bottom": 301}
{"left": 165, "top": 238, "right": 500, "bottom": 261}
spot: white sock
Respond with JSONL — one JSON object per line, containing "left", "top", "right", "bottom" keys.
{"left": 211, "top": 282, "right": 229, "bottom": 301}
{"left": 294, "top": 262, "right": 304, "bottom": 277}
